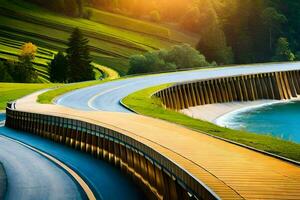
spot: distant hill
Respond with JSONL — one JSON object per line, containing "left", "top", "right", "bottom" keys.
{"left": 0, "top": 0, "right": 198, "bottom": 75}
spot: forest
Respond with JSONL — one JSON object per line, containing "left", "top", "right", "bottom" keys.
{"left": 26, "top": 0, "right": 300, "bottom": 66}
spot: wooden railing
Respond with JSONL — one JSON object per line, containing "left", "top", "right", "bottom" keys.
{"left": 5, "top": 106, "right": 219, "bottom": 200}
{"left": 154, "top": 70, "right": 300, "bottom": 110}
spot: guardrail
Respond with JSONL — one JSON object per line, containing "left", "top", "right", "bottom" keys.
{"left": 154, "top": 70, "right": 300, "bottom": 110}
{"left": 5, "top": 105, "right": 219, "bottom": 200}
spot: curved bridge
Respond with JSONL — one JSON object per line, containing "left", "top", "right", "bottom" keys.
{"left": 5, "top": 63, "right": 300, "bottom": 200}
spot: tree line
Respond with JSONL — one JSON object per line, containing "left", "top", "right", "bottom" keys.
{"left": 25, "top": 0, "right": 300, "bottom": 69}
{"left": 128, "top": 44, "right": 214, "bottom": 75}
{"left": 26, "top": 0, "right": 84, "bottom": 17}
{"left": 0, "top": 28, "right": 94, "bottom": 83}
{"left": 88, "top": 0, "right": 300, "bottom": 65}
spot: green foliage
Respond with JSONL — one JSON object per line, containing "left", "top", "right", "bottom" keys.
{"left": 192, "top": 0, "right": 234, "bottom": 65}
{"left": 66, "top": 28, "right": 94, "bottom": 82}
{"left": 15, "top": 56, "right": 37, "bottom": 83}
{"left": 1, "top": 0, "right": 196, "bottom": 75}
{"left": 295, "top": 52, "right": 300, "bottom": 61}
{"left": 128, "top": 44, "right": 211, "bottom": 74}
{"left": 261, "top": 7, "right": 287, "bottom": 51}
{"left": 197, "top": 26, "right": 234, "bottom": 65}
{"left": 0, "top": 61, "right": 14, "bottom": 82}
{"left": 83, "top": 8, "right": 93, "bottom": 19}
{"left": 0, "top": 42, "right": 38, "bottom": 83}
{"left": 273, "top": 37, "right": 295, "bottom": 62}
{"left": 49, "top": 51, "right": 68, "bottom": 83}
{"left": 25, "top": 0, "right": 82, "bottom": 17}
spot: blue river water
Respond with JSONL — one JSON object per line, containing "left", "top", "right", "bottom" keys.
{"left": 220, "top": 101, "right": 300, "bottom": 144}
{"left": 0, "top": 114, "right": 145, "bottom": 200}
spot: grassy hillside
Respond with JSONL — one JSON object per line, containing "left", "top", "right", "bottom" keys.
{"left": 0, "top": 0, "right": 198, "bottom": 75}
{"left": 0, "top": 36, "right": 107, "bottom": 83}
{"left": 0, "top": 36, "right": 55, "bottom": 83}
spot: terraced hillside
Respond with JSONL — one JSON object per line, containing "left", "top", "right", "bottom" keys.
{"left": 0, "top": 36, "right": 55, "bottom": 83}
{"left": 0, "top": 37, "right": 105, "bottom": 83}
{"left": 0, "top": 0, "right": 198, "bottom": 75}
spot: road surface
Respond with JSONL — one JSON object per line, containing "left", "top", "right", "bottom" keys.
{"left": 57, "top": 62, "right": 300, "bottom": 112}
{"left": 0, "top": 114, "right": 85, "bottom": 200}
{"left": 13, "top": 90, "right": 300, "bottom": 200}
{"left": 0, "top": 113, "right": 145, "bottom": 200}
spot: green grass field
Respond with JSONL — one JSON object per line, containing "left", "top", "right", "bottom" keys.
{"left": 0, "top": 83, "right": 59, "bottom": 110}
{"left": 122, "top": 84, "right": 300, "bottom": 162}
{"left": 0, "top": 0, "right": 198, "bottom": 75}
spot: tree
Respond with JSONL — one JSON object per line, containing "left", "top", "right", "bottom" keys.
{"left": 49, "top": 51, "right": 68, "bottom": 82}
{"left": 295, "top": 52, "right": 300, "bottom": 61}
{"left": 261, "top": 7, "right": 287, "bottom": 51}
{"left": 166, "top": 44, "right": 210, "bottom": 69}
{"left": 128, "top": 44, "right": 211, "bottom": 74}
{"left": 76, "top": 0, "right": 83, "bottom": 16}
{"left": 0, "top": 61, "right": 13, "bottom": 82}
{"left": 195, "top": 0, "right": 234, "bottom": 65}
{"left": 66, "top": 28, "right": 94, "bottom": 82}
{"left": 16, "top": 42, "right": 37, "bottom": 82}
{"left": 20, "top": 42, "right": 37, "bottom": 60}
{"left": 273, "top": 37, "right": 295, "bottom": 61}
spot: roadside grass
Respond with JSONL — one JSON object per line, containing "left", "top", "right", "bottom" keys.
{"left": 0, "top": 0, "right": 198, "bottom": 74}
{"left": 122, "top": 84, "right": 300, "bottom": 162}
{"left": 0, "top": 83, "right": 59, "bottom": 110}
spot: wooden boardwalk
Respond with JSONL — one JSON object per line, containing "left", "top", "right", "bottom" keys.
{"left": 15, "top": 92, "right": 300, "bottom": 200}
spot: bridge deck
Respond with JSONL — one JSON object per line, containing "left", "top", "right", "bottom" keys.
{"left": 15, "top": 92, "right": 300, "bottom": 200}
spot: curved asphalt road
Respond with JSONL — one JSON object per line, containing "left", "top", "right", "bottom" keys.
{"left": 0, "top": 115, "right": 85, "bottom": 200}
{"left": 0, "top": 113, "right": 145, "bottom": 200}
{"left": 56, "top": 62, "right": 300, "bottom": 112}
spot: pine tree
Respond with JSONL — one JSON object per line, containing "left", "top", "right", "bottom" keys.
{"left": 66, "top": 28, "right": 94, "bottom": 82}
{"left": 49, "top": 51, "right": 68, "bottom": 83}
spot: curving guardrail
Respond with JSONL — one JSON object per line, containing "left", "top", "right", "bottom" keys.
{"left": 154, "top": 70, "right": 300, "bottom": 110}
{"left": 5, "top": 105, "right": 220, "bottom": 200}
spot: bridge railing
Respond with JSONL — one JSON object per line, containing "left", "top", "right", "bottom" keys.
{"left": 154, "top": 70, "right": 300, "bottom": 110}
{"left": 5, "top": 107, "right": 220, "bottom": 200}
